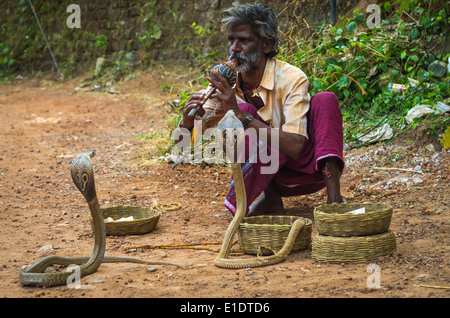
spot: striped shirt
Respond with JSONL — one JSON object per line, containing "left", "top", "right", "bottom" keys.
{"left": 202, "top": 57, "right": 311, "bottom": 139}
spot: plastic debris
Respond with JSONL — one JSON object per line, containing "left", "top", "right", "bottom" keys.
{"left": 357, "top": 123, "right": 393, "bottom": 144}
{"left": 348, "top": 207, "right": 366, "bottom": 215}
{"left": 405, "top": 105, "right": 434, "bottom": 124}
{"left": 435, "top": 101, "right": 450, "bottom": 115}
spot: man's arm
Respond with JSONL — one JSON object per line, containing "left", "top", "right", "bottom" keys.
{"left": 207, "top": 71, "right": 307, "bottom": 160}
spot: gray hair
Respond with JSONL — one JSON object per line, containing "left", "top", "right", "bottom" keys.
{"left": 221, "top": 2, "right": 279, "bottom": 58}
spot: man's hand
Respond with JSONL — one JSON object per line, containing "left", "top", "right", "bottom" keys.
{"left": 181, "top": 92, "right": 206, "bottom": 129}
{"left": 208, "top": 71, "right": 245, "bottom": 121}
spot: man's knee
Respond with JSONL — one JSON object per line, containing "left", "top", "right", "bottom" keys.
{"left": 310, "top": 92, "right": 339, "bottom": 109}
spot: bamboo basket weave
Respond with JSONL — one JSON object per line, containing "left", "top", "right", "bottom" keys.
{"left": 237, "top": 215, "right": 312, "bottom": 255}
{"left": 90, "top": 206, "right": 161, "bottom": 236}
{"left": 314, "top": 203, "right": 393, "bottom": 237}
{"left": 311, "top": 231, "right": 397, "bottom": 263}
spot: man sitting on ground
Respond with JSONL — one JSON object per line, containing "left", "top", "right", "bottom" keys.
{"left": 175, "top": 2, "right": 345, "bottom": 217}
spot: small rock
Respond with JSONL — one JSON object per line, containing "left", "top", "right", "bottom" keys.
{"left": 38, "top": 244, "right": 54, "bottom": 256}
{"left": 88, "top": 279, "right": 105, "bottom": 284}
{"left": 147, "top": 267, "right": 157, "bottom": 273}
{"left": 418, "top": 274, "right": 431, "bottom": 280}
{"left": 413, "top": 178, "right": 423, "bottom": 184}
{"left": 95, "top": 57, "right": 112, "bottom": 77}
{"left": 425, "top": 144, "right": 435, "bottom": 152}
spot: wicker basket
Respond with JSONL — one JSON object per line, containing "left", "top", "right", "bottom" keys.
{"left": 314, "top": 203, "right": 393, "bottom": 237}
{"left": 311, "top": 231, "right": 397, "bottom": 263}
{"left": 237, "top": 215, "right": 312, "bottom": 255}
{"left": 90, "top": 206, "right": 161, "bottom": 235}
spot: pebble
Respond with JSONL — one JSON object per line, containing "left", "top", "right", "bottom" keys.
{"left": 37, "top": 244, "right": 54, "bottom": 256}
{"left": 425, "top": 144, "right": 435, "bottom": 152}
{"left": 418, "top": 274, "right": 431, "bottom": 280}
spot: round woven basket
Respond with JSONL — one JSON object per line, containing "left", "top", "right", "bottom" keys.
{"left": 237, "top": 215, "right": 312, "bottom": 255}
{"left": 314, "top": 203, "right": 393, "bottom": 237}
{"left": 311, "top": 231, "right": 397, "bottom": 263}
{"left": 90, "top": 206, "right": 161, "bottom": 235}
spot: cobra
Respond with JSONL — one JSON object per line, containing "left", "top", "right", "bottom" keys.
{"left": 214, "top": 111, "right": 305, "bottom": 269}
{"left": 20, "top": 151, "right": 177, "bottom": 287}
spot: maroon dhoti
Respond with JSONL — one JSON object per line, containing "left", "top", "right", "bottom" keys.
{"left": 224, "top": 92, "right": 345, "bottom": 215}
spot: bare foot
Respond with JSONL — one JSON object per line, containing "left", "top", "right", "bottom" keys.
{"left": 247, "top": 181, "right": 284, "bottom": 217}
{"left": 321, "top": 157, "right": 344, "bottom": 204}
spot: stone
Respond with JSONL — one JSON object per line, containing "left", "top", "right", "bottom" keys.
{"left": 95, "top": 57, "right": 112, "bottom": 77}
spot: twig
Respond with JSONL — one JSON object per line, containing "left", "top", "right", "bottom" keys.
{"left": 414, "top": 284, "right": 450, "bottom": 289}
{"left": 373, "top": 167, "right": 424, "bottom": 175}
{"left": 126, "top": 241, "right": 245, "bottom": 256}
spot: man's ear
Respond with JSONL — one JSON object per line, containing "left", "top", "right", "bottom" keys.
{"left": 263, "top": 38, "right": 274, "bottom": 55}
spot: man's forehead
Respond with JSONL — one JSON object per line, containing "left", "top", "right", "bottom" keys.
{"left": 228, "top": 24, "right": 257, "bottom": 37}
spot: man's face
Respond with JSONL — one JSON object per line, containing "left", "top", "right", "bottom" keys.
{"left": 227, "top": 24, "right": 263, "bottom": 72}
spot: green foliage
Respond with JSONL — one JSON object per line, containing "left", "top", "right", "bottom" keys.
{"left": 278, "top": 0, "right": 450, "bottom": 143}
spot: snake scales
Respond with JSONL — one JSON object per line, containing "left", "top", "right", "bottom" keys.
{"left": 214, "top": 111, "right": 305, "bottom": 269}
{"left": 20, "top": 151, "right": 177, "bottom": 287}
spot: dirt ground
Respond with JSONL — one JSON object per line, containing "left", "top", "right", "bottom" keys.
{"left": 0, "top": 70, "right": 448, "bottom": 301}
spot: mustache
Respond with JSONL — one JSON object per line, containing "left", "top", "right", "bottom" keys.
{"left": 229, "top": 53, "right": 249, "bottom": 63}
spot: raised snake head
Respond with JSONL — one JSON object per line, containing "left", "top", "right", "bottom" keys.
{"left": 70, "top": 151, "right": 97, "bottom": 203}
{"left": 216, "top": 110, "right": 245, "bottom": 162}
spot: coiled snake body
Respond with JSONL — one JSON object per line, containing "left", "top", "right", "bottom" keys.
{"left": 214, "top": 111, "right": 305, "bottom": 269}
{"left": 20, "top": 151, "right": 177, "bottom": 287}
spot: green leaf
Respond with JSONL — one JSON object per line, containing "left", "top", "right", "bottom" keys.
{"left": 344, "top": 89, "right": 350, "bottom": 98}
{"left": 410, "top": 28, "right": 419, "bottom": 39}
{"left": 338, "top": 75, "right": 348, "bottom": 88}
{"left": 354, "top": 14, "right": 365, "bottom": 22}
{"left": 410, "top": 55, "right": 419, "bottom": 62}
{"left": 346, "top": 21, "right": 358, "bottom": 34}
{"left": 422, "top": 17, "right": 432, "bottom": 28}
{"left": 313, "top": 78, "right": 323, "bottom": 90}
{"left": 400, "top": 51, "right": 407, "bottom": 59}
{"left": 384, "top": 2, "right": 390, "bottom": 13}
{"left": 441, "top": 126, "right": 450, "bottom": 149}
{"left": 332, "top": 64, "right": 342, "bottom": 73}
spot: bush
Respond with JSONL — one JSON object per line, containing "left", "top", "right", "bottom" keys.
{"left": 278, "top": 0, "right": 449, "bottom": 143}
